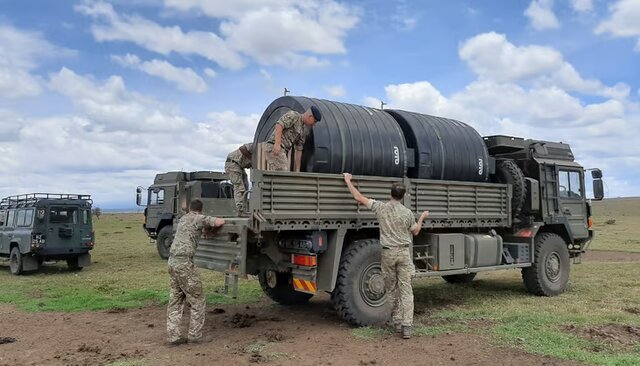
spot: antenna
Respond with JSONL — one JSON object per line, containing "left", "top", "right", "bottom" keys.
{"left": 284, "top": 88, "right": 290, "bottom": 96}
{"left": 380, "top": 101, "right": 387, "bottom": 110}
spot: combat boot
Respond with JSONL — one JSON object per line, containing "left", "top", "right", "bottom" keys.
{"left": 401, "top": 325, "right": 412, "bottom": 339}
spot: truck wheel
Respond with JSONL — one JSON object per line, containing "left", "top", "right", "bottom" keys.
{"left": 9, "top": 246, "right": 23, "bottom": 275}
{"left": 331, "top": 239, "right": 389, "bottom": 326}
{"left": 66, "top": 257, "right": 83, "bottom": 271}
{"left": 495, "top": 160, "right": 526, "bottom": 217}
{"left": 258, "top": 269, "right": 313, "bottom": 305}
{"left": 522, "top": 233, "right": 570, "bottom": 296}
{"left": 156, "top": 226, "right": 174, "bottom": 260}
{"left": 442, "top": 273, "right": 477, "bottom": 284}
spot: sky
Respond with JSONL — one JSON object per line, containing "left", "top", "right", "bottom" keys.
{"left": 0, "top": 0, "right": 639, "bottom": 208}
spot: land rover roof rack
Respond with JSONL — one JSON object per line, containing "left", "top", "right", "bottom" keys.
{"left": 0, "top": 193, "right": 93, "bottom": 209}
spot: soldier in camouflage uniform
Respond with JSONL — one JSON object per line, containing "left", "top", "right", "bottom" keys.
{"left": 225, "top": 143, "right": 253, "bottom": 212}
{"left": 343, "top": 173, "right": 429, "bottom": 339}
{"left": 167, "top": 199, "right": 224, "bottom": 345}
{"left": 265, "top": 106, "right": 321, "bottom": 172}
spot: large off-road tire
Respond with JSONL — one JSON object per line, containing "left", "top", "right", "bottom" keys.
{"left": 495, "top": 160, "right": 526, "bottom": 217}
{"left": 258, "top": 269, "right": 313, "bottom": 305}
{"left": 9, "top": 246, "right": 23, "bottom": 275}
{"left": 442, "top": 273, "right": 477, "bottom": 284}
{"left": 522, "top": 233, "right": 570, "bottom": 296}
{"left": 66, "top": 256, "right": 83, "bottom": 271}
{"left": 156, "top": 225, "right": 174, "bottom": 260}
{"left": 331, "top": 239, "right": 389, "bottom": 326}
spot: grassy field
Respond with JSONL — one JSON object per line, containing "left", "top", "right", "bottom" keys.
{"left": 1, "top": 198, "right": 639, "bottom": 365}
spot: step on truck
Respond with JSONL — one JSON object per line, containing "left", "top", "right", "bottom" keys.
{"left": 190, "top": 97, "right": 606, "bottom": 325}
{"left": 0, "top": 193, "right": 95, "bottom": 275}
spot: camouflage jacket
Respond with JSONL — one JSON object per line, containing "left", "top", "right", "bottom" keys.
{"left": 267, "top": 111, "right": 307, "bottom": 152}
{"left": 227, "top": 143, "right": 253, "bottom": 169}
{"left": 367, "top": 200, "right": 417, "bottom": 249}
{"left": 169, "top": 212, "right": 218, "bottom": 260}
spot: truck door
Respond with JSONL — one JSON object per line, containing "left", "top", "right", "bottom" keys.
{"left": 557, "top": 169, "right": 589, "bottom": 240}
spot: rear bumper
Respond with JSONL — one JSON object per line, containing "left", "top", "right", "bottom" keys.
{"left": 34, "top": 247, "right": 92, "bottom": 259}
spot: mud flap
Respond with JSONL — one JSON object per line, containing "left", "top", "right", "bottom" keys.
{"left": 78, "top": 253, "right": 91, "bottom": 267}
{"left": 22, "top": 255, "right": 39, "bottom": 271}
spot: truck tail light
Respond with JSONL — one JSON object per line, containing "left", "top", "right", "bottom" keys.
{"left": 516, "top": 228, "right": 533, "bottom": 238}
{"left": 292, "top": 254, "right": 317, "bottom": 267}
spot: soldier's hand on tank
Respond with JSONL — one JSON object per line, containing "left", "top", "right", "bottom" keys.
{"left": 214, "top": 218, "right": 225, "bottom": 227}
{"left": 420, "top": 211, "right": 429, "bottom": 219}
{"left": 343, "top": 173, "right": 352, "bottom": 182}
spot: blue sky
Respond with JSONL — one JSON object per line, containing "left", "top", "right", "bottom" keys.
{"left": 0, "top": 0, "right": 639, "bottom": 208}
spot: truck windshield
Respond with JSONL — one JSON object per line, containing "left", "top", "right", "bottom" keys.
{"left": 49, "top": 207, "right": 78, "bottom": 224}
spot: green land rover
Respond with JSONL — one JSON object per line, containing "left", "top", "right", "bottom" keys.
{"left": 0, "top": 194, "right": 95, "bottom": 275}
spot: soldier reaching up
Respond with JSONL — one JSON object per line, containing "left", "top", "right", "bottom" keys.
{"left": 166, "top": 199, "right": 224, "bottom": 345}
{"left": 225, "top": 142, "right": 253, "bottom": 213}
{"left": 343, "top": 173, "right": 429, "bottom": 339}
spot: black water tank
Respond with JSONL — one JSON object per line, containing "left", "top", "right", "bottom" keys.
{"left": 386, "top": 110, "right": 489, "bottom": 182}
{"left": 254, "top": 96, "right": 409, "bottom": 177}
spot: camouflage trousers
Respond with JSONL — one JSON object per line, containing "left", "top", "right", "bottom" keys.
{"left": 264, "top": 144, "right": 290, "bottom": 171}
{"left": 167, "top": 257, "right": 205, "bottom": 342}
{"left": 225, "top": 162, "right": 249, "bottom": 212}
{"left": 382, "top": 247, "right": 415, "bottom": 327}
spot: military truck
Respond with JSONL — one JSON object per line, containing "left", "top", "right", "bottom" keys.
{"left": 188, "top": 97, "right": 605, "bottom": 326}
{"left": 0, "top": 193, "right": 95, "bottom": 275}
{"left": 135, "top": 171, "right": 236, "bottom": 259}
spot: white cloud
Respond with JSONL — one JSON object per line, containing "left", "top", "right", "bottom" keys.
{"left": 595, "top": 0, "right": 640, "bottom": 52}
{"left": 325, "top": 85, "right": 346, "bottom": 97}
{"left": 570, "top": 0, "right": 593, "bottom": 13}
{"left": 77, "top": 0, "right": 359, "bottom": 70}
{"left": 48, "top": 67, "right": 189, "bottom": 132}
{"left": 112, "top": 54, "right": 208, "bottom": 93}
{"left": 75, "top": 0, "right": 245, "bottom": 69}
{"left": 459, "top": 32, "right": 628, "bottom": 98}
{"left": 0, "top": 24, "right": 73, "bottom": 99}
{"left": 391, "top": 0, "right": 419, "bottom": 31}
{"left": 203, "top": 68, "right": 217, "bottom": 78}
{"left": 524, "top": 0, "right": 560, "bottom": 31}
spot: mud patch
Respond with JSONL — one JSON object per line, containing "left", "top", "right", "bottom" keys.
{"left": 0, "top": 337, "right": 17, "bottom": 345}
{"left": 77, "top": 344, "right": 102, "bottom": 354}
{"left": 264, "top": 330, "right": 288, "bottom": 342}
{"left": 227, "top": 313, "right": 257, "bottom": 328}
{"left": 105, "top": 307, "right": 128, "bottom": 314}
{"left": 564, "top": 324, "right": 640, "bottom": 348}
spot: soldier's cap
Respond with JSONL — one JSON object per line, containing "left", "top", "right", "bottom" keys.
{"left": 310, "top": 106, "right": 322, "bottom": 122}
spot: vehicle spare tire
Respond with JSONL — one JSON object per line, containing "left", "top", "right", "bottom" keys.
{"left": 495, "top": 159, "right": 526, "bottom": 217}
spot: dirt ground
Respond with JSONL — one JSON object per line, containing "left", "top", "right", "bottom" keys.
{"left": 0, "top": 250, "right": 633, "bottom": 366}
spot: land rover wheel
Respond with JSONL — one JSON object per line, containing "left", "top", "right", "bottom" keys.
{"left": 258, "top": 269, "right": 313, "bottom": 305}
{"left": 156, "top": 226, "right": 174, "bottom": 260}
{"left": 67, "top": 256, "right": 83, "bottom": 271}
{"left": 331, "top": 239, "right": 389, "bottom": 326}
{"left": 522, "top": 233, "right": 570, "bottom": 296}
{"left": 9, "top": 246, "right": 23, "bottom": 275}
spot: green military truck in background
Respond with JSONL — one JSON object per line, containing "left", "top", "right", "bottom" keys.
{"left": 0, "top": 193, "right": 95, "bottom": 275}
{"left": 136, "top": 171, "right": 236, "bottom": 259}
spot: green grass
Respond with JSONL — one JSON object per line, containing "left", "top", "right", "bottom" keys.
{"left": 590, "top": 198, "right": 640, "bottom": 252}
{"left": 0, "top": 213, "right": 264, "bottom": 312}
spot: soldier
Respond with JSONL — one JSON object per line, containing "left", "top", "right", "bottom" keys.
{"left": 225, "top": 142, "right": 253, "bottom": 212}
{"left": 343, "top": 173, "right": 429, "bottom": 339}
{"left": 265, "top": 106, "right": 321, "bottom": 172}
{"left": 167, "top": 199, "right": 225, "bottom": 345}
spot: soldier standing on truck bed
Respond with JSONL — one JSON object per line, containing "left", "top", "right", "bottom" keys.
{"left": 265, "top": 106, "right": 321, "bottom": 171}
{"left": 343, "top": 173, "right": 429, "bottom": 339}
{"left": 167, "top": 199, "right": 225, "bottom": 345}
{"left": 225, "top": 142, "right": 253, "bottom": 212}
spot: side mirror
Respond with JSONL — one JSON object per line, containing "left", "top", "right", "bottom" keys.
{"left": 591, "top": 169, "right": 602, "bottom": 179}
{"left": 136, "top": 187, "right": 143, "bottom": 206}
{"left": 592, "top": 179, "right": 604, "bottom": 201}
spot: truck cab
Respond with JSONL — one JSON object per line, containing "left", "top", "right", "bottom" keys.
{"left": 0, "top": 194, "right": 95, "bottom": 275}
{"left": 136, "top": 171, "right": 236, "bottom": 259}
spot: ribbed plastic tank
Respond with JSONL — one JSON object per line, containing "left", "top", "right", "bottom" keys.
{"left": 253, "top": 96, "right": 409, "bottom": 177}
{"left": 386, "top": 110, "right": 489, "bottom": 182}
